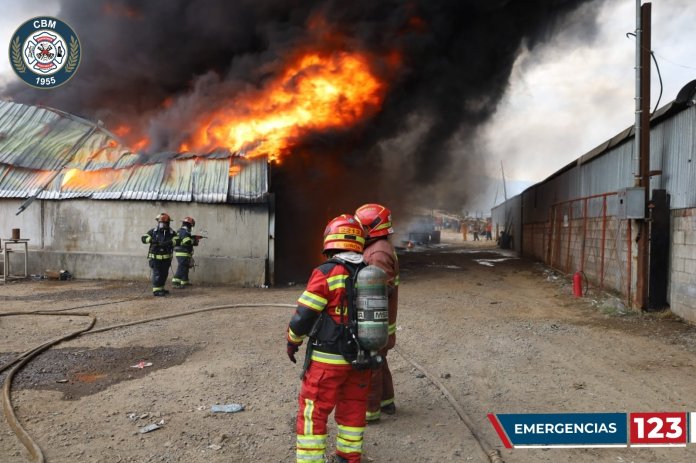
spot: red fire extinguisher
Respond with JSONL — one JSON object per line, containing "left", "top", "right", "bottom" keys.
{"left": 573, "top": 271, "right": 584, "bottom": 297}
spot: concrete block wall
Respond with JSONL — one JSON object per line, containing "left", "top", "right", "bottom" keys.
{"left": 670, "top": 208, "right": 696, "bottom": 323}
{"left": 0, "top": 198, "right": 270, "bottom": 286}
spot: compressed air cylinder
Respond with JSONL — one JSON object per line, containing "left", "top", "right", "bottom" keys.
{"left": 355, "top": 265, "right": 389, "bottom": 351}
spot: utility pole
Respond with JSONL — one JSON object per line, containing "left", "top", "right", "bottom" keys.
{"left": 634, "top": 1, "right": 651, "bottom": 309}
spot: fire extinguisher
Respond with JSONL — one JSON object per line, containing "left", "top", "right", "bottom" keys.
{"left": 573, "top": 271, "right": 584, "bottom": 297}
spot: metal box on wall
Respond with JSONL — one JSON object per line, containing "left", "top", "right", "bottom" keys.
{"left": 617, "top": 187, "right": 645, "bottom": 219}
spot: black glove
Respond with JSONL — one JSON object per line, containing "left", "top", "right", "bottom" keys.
{"left": 287, "top": 342, "right": 299, "bottom": 363}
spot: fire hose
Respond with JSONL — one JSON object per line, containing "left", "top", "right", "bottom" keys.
{"left": 2, "top": 302, "right": 503, "bottom": 463}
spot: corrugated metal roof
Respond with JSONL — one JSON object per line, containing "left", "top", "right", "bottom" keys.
{"left": 0, "top": 100, "right": 269, "bottom": 204}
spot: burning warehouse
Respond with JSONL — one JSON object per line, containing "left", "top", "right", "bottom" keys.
{"left": 0, "top": 100, "right": 272, "bottom": 285}
{"left": 1, "top": 0, "right": 599, "bottom": 284}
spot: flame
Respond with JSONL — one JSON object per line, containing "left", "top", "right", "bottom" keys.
{"left": 229, "top": 165, "right": 241, "bottom": 177}
{"left": 61, "top": 168, "right": 125, "bottom": 191}
{"left": 131, "top": 137, "right": 149, "bottom": 152}
{"left": 179, "top": 51, "right": 386, "bottom": 160}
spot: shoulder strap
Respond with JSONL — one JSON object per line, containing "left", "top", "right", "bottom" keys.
{"left": 326, "top": 259, "right": 365, "bottom": 323}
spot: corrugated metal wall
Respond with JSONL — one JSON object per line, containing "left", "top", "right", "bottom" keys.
{"left": 0, "top": 101, "right": 270, "bottom": 204}
{"left": 492, "top": 96, "right": 696, "bottom": 310}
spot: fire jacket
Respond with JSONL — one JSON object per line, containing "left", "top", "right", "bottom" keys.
{"left": 174, "top": 226, "right": 199, "bottom": 258}
{"left": 362, "top": 238, "right": 399, "bottom": 348}
{"left": 287, "top": 252, "right": 364, "bottom": 366}
{"left": 141, "top": 228, "right": 179, "bottom": 260}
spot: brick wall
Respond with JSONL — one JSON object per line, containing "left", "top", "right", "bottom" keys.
{"left": 670, "top": 208, "right": 696, "bottom": 323}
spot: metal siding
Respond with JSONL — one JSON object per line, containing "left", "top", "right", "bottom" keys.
{"left": 656, "top": 106, "right": 696, "bottom": 208}
{"left": 228, "top": 157, "right": 269, "bottom": 203}
{"left": 192, "top": 159, "right": 229, "bottom": 203}
{"left": 520, "top": 108, "right": 696, "bottom": 225}
{"left": 0, "top": 166, "right": 54, "bottom": 198}
{"left": 0, "top": 101, "right": 270, "bottom": 204}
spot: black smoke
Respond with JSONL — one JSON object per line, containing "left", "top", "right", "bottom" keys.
{"left": 4, "top": 0, "right": 602, "bottom": 282}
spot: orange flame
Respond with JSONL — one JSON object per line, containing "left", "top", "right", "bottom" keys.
{"left": 61, "top": 168, "right": 125, "bottom": 191}
{"left": 179, "top": 51, "right": 386, "bottom": 160}
{"left": 228, "top": 165, "right": 241, "bottom": 177}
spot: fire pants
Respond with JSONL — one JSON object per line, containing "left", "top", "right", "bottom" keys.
{"left": 149, "top": 258, "right": 171, "bottom": 292}
{"left": 173, "top": 256, "right": 191, "bottom": 285}
{"left": 296, "top": 360, "right": 371, "bottom": 463}
{"left": 366, "top": 347, "right": 394, "bottom": 421}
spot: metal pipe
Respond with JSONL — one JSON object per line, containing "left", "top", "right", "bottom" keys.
{"left": 627, "top": 219, "right": 633, "bottom": 306}
{"left": 633, "top": 0, "right": 642, "bottom": 183}
{"left": 581, "top": 198, "right": 588, "bottom": 273}
{"left": 565, "top": 202, "right": 573, "bottom": 273}
{"left": 600, "top": 195, "right": 608, "bottom": 289}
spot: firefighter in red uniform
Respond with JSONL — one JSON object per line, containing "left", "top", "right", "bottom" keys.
{"left": 286, "top": 214, "right": 371, "bottom": 463}
{"left": 354, "top": 203, "right": 399, "bottom": 422}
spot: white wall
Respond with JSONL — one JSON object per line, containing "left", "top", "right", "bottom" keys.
{"left": 0, "top": 199, "right": 270, "bottom": 286}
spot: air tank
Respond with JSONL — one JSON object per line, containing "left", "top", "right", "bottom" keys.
{"left": 355, "top": 265, "right": 389, "bottom": 351}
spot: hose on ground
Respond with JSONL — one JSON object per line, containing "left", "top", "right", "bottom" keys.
{"left": 2, "top": 312, "right": 96, "bottom": 463}
{"left": 3, "top": 302, "right": 503, "bottom": 463}
{"left": 394, "top": 345, "right": 504, "bottom": 463}
{"left": 1, "top": 303, "right": 294, "bottom": 462}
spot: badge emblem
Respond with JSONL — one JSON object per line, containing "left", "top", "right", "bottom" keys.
{"left": 9, "top": 17, "right": 81, "bottom": 89}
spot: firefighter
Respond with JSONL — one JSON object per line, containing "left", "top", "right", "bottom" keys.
{"left": 286, "top": 214, "right": 371, "bottom": 463}
{"left": 141, "top": 212, "right": 179, "bottom": 296}
{"left": 354, "top": 203, "right": 400, "bottom": 422}
{"left": 172, "top": 216, "right": 200, "bottom": 288}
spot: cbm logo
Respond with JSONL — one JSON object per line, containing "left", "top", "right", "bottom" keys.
{"left": 9, "top": 17, "right": 81, "bottom": 89}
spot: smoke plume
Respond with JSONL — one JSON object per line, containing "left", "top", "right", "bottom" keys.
{"left": 5, "top": 0, "right": 603, "bottom": 281}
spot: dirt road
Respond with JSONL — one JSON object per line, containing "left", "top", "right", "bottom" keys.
{"left": 2, "top": 231, "right": 696, "bottom": 462}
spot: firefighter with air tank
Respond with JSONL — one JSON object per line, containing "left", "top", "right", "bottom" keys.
{"left": 354, "top": 203, "right": 400, "bottom": 422}
{"left": 286, "top": 214, "right": 389, "bottom": 463}
{"left": 172, "top": 216, "right": 204, "bottom": 288}
{"left": 141, "top": 212, "right": 180, "bottom": 296}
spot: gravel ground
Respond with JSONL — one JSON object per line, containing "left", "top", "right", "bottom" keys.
{"left": 2, "top": 231, "right": 696, "bottom": 462}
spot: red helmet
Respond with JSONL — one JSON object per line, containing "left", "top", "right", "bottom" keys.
{"left": 355, "top": 203, "right": 393, "bottom": 238}
{"left": 323, "top": 214, "right": 365, "bottom": 253}
{"left": 155, "top": 212, "right": 171, "bottom": 223}
{"left": 183, "top": 216, "right": 196, "bottom": 226}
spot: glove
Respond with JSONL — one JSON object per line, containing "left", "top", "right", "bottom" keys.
{"left": 287, "top": 342, "right": 299, "bottom": 363}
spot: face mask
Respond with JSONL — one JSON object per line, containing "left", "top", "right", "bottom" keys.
{"left": 157, "top": 222, "right": 168, "bottom": 230}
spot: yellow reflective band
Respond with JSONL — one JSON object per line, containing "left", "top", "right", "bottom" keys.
{"left": 175, "top": 252, "right": 192, "bottom": 257}
{"left": 365, "top": 410, "right": 381, "bottom": 421}
{"left": 337, "top": 424, "right": 365, "bottom": 437}
{"left": 303, "top": 399, "right": 314, "bottom": 435}
{"left": 324, "top": 233, "right": 366, "bottom": 245}
{"left": 143, "top": 236, "right": 152, "bottom": 243}
{"left": 296, "top": 449, "right": 325, "bottom": 462}
{"left": 336, "top": 437, "right": 363, "bottom": 454}
{"left": 296, "top": 434, "right": 327, "bottom": 449}
{"left": 150, "top": 254, "right": 172, "bottom": 260}
{"left": 394, "top": 275, "right": 400, "bottom": 286}
{"left": 288, "top": 328, "right": 305, "bottom": 344}
{"left": 152, "top": 287, "right": 164, "bottom": 292}
{"left": 388, "top": 323, "right": 396, "bottom": 335}
{"left": 298, "top": 291, "right": 327, "bottom": 311}
{"left": 327, "top": 274, "right": 348, "bottom": 291}
{"left": 310, "top": 351, "right": 349, "bottom": 365}
{"left": 380, "top": 398, "right": 394, "bottom": 407}
{"left": 373, "top": 221, "right": 392, "bottom": 231}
